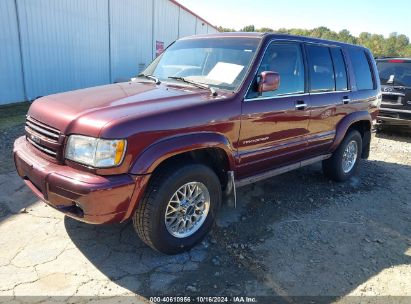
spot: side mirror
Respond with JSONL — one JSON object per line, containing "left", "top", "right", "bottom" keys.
{"left": 258, "top": 71, "right": 280, "bottom": 94}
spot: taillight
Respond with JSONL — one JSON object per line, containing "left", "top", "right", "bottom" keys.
{"left": 388, "top": 59, "right": 405, "bottom": 63}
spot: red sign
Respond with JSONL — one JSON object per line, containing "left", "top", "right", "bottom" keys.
{"left": 156, "top": 41, "right": 164, "bottom": 57}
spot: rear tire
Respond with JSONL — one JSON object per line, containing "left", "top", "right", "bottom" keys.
{"left": 323, "top": 130, "right": 362, "bottom": 182}
{"left": 133, "top": 163, "right": 221, "bottom": 254}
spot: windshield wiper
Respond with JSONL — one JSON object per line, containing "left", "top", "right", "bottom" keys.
{"left": 137, "top": 73, "right": 161, "bottom": 85}
{"left": 168, "top": 76, "right": 217, "bottom": 96}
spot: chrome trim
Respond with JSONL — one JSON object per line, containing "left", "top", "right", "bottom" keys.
{"left": 381, "top": 101, "right": 402, "bottom": 106}
{"left": 295, "top": 103, "right": 308, "bottom": 109}
{"left": 306, "top": 130, "right": 336, "bottom": 143}
{"left": 240, "top": 137, "right": 305, "bottom": 157}
{"left": 244, "top": 81, "right": 352, "bottom": 101}
{"left": 379, "top": 108, "right": 411, "bottom": 114}
{"left": 26, "top": 116, "right": 60, "bottom": 135}
{"left": 309, "top": 90, "right": 351, "bottom": 95}
{"left": 377, "top": 117, "right": 411, "bottom": 124}
{"left": 235, "top": 154, "right": 332, "bottom": 188}
{"left": 244, "top": 93, "right": 308, "bottom": 102}
{"left": 24, "top": 126, "right": 55, "bottom": 143}
{"left": 25, "top": 116, "right": 60, "bottom": 158}
{"left": 27, "top": 137, "right": 57, "bottom": 156}
{"left": 26, "top": 121, "right": 59, "bottom": 140}
{"left": 382, "top": 92, "right": 405, "bottom": 96}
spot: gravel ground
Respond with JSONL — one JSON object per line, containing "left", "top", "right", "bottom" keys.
{"left": 0, "top": 121, "right": 410, "bottom": 302}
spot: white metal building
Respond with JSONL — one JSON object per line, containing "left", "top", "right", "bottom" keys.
{"left": 0, "top": 0, "right": 218, "bottom": 105}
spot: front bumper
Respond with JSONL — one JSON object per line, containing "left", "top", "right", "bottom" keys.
{"left": 377, "top": 108, "right": 411, "bottom": 127}
{"left": 13, "top": 136, "right": 139, "bottom": 224}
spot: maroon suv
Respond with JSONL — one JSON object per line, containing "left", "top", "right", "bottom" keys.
{"left": 14, "top": 33, "right": 380, "bottom": 254}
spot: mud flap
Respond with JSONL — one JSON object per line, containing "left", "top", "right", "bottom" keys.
{"left": 224, "top": 171, "right": 237, "bottom": 208}
{"left": 362, "top": 129, "right": 371, "bottom": 159}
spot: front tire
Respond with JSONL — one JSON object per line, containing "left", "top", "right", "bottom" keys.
{"left": 133, "top": 163, "right": 221, "bottom": 254}
{"left": 323, "top": 130, "right": 363, "bottom": 182}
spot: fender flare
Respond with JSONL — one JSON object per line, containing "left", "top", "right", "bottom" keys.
{"left": 129, "top": 132, "right": 236, "bottom": 175}
{"left": 122, "top": 132, "right": 236, "bottom": 221}
{"left": 329, "top": 110, "right": 372, "bottom": 152}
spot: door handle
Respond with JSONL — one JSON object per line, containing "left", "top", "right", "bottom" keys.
{"left": 295, "top": 100, "right": 307, "bottom": 110}
{"left": 342, "top": 96, "right": 351, "bottom": 104}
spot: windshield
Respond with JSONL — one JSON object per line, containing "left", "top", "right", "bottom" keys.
{"left": 377, "top": 61, "right": 411, "bottom": 87}
{"left": 141, "top": 37, "right": 260, "bottom": 91}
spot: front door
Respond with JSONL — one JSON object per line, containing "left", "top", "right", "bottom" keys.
{"left": 237, "top": 41, "right": 310, "bottom": 179}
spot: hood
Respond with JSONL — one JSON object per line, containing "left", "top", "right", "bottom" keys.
{"left": 28, "top": 81, "right": 226, "bottom": 137}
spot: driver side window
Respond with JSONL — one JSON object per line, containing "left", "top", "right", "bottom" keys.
{"left": 248, "top": 42, "right": 305, "bottom": 99}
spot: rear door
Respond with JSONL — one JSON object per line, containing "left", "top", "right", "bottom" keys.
{"left": 304, "top": 44, "right": 350, "bottom": 155}
{"left": 346, "top": 47, "right": 379, "bottom": 116}
{"left": 237, "top": 41, "right": 310, "bottom": 179}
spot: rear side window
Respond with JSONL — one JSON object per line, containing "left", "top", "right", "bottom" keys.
{"left": 330, "top": 48, "right": 348, "bottom": 91}
{"left": 348, "top": 48, "right": 374, "bottom": 90}
{"left": 306, "top": 45, "right": 335, "bottom": 92}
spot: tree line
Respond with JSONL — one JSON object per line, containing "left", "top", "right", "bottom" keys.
{"left": 217, "top": 25, "right": 411, "bottom": 57}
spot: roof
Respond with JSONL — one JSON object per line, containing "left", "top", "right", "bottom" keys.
{"left": 182, "top": 32, "right": 264, "bottom": 40}
{"left": 169, "top": 0, "right": 217, "bottom": 30}
{"left": 182, "top": 32, "right": 363, "bottom": 48}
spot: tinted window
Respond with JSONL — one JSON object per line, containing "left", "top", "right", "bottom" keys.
{"left": 330, "top": 48, "right": 348, "bottom": 91}
{"left": 306, "top": 45, "right": 335, "bottom": 92}
{"left": 377, "top": 61, "right": 411, "bottom": 87}
{"left": 348, "top": 48, "right": 374, "bottom": 90}
{"left": 248, "top": 42, "right": 305, "bottom": 98}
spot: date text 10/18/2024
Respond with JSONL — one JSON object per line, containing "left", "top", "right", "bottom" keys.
{"left": 149, "top": 296, "right": 258, "bottom": 303}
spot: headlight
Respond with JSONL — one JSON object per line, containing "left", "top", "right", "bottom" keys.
{"left": 65, "top": 135, "right": 126, "bottom": 168}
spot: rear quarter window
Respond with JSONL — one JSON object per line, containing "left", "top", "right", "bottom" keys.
{"left": 348, "top": 48, "right": 374, "bottom": 90}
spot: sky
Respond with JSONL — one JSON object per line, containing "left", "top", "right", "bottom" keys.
{"left": 176, "top": 0, "right": 411, "bottom": 39}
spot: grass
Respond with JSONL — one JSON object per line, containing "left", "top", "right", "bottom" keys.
{"left": 0, "top": 102, "right": 31, "bottom": 131}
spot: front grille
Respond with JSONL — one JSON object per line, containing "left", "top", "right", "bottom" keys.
{"left": 25, "top": 116, "right": 61, "bottom": 158}
{"left": 379, "top": 111, "right": 399, "bottom": 119}
{"left": 382, "top": 94, "right": 400, "bottom": 102}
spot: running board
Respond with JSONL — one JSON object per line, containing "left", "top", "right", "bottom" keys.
{"left": 235, "top": 154, "right": 332, "bottom": 188}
